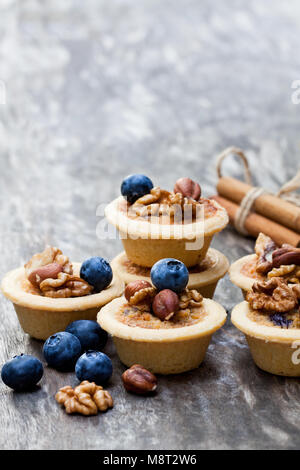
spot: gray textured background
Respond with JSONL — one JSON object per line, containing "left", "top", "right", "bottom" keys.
{"left": 0, "top": 0, "right": 300, "bottom": 450}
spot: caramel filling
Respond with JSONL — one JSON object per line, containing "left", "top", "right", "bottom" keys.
{"left": 247, "top": 308, "right": 300, "bottom": 329}
{"left": 240, "top": 258, "right": 264, "bottom": 280}
{"left": 116, "top": 304, "right": 207, "bottom": 329}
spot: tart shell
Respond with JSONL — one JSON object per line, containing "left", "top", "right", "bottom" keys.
{"left": 111, "top": 249, "right": 229, "bottom": 299}
{"left": 105, "top": 196, "right": 228, "bottom": 267}
{"left": 229, "top": 254, "right": 258, "bottom": 297}
{"left": 231, "top": 301, "right": 300, "bottom": 376}
{"left": 1, "top": 263, "right": 124, "bottom": 340}
{"left": 98, "top": 296, "right": 227, "bottom": 374}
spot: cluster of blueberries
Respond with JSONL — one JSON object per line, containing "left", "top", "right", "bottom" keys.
{"left": 1, "top": 320, "right": 112, "bottom": 392}
{"left": 1, "top": 255, "right": 116, "bottom": 392}
{"left": 1, "top": 259, "right": 189, "bottom": 392}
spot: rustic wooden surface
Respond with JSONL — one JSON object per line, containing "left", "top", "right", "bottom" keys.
{"left": 1, "top": 0, "right": 300, "bottom": 450}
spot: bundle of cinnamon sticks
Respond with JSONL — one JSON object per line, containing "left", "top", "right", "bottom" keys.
{"left": 212, "top": 177, "right": 300, "bottom": 247}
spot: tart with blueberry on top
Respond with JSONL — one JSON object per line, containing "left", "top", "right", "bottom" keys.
{"left": 1, "top": 246, "right": 124, "bottom": 340}
{"left": 98, "top": 258, "right": 226, "bottom": 374}
{"left": 111, "top": 248, "right": 229, "bottom": 299}
{"left": 231, "top": 277, "right": 300, "bottom": 376}
{"left": 105, "top": 174, "right": 228, "bottom": 268}
{"left": 229, "top": 232, "right": 300, "bottom": 297}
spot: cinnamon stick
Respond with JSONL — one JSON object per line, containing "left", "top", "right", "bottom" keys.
{"left": 217, "top": 176, "right": 300, "bottom": 233}
{"left": 212, "top": 195, "right": 300, "bottom": 247}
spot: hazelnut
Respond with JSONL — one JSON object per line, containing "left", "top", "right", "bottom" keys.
{"left": 28, "top": 263, "right": 63, "bottom": 288}
{"left": 152, "top": 289, "right": 179, "bottom": 321}
{"left": 174, "top": 177, "right": 201, "bottom": 200}
{"left": 124, "top": 280, "right": 153, "bottom": 304}
{"left": 122, "top": 364, "right": 157, "bottom": 395}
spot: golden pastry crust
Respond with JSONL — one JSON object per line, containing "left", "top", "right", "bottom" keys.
{"left": 231, "top": 301, "right": 300, "bottom": 343}
{"left": 116, "top": 303, "right": 206, "bottom": 329}
{"left": 1, "top": 262, "right": 123, "bottom": 312}
{"left": 111, "top": 249, "right": 229, "bottom": 289}
{"left": 229, "top": 254, "right": 262, "bottom": 292}
{"left": 105, "top": 196, "right": 228, "bottom": 240}
{"left": 231, "top": 300, "right": 300, "bottom": 376}
{"left": 98, "top": 296, "right": 226, "bottom": 342}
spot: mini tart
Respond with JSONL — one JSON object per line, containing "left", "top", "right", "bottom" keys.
{"left": 105, "top": 196, "right": 228, "bottom": 268}
{"left": 98, "top": 296, "right": 226, "bottom": 374}
{"left": 232, "top": 301, "right": 300, "bottom": 376}
{"left": 111, "top": 249, "right": 229, "bottom": 299}
{"left": 1, "top": 263, "right": 124, "bottom": 340}
{"left": 229, "top": 254, "right": 261, "bottom": 297}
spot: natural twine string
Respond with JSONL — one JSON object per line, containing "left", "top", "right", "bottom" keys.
{"left": 216, "top": 146, "right": 300, "bottom": 235}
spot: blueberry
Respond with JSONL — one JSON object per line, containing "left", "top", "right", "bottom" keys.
{"left": 270, "top": 313, "right": 292, "bottom": 329}
{"left": 80, "top": 257, "right": 113, "bottom": 293}
{"left": 65, "top": 320, "right": 108, "bottom": 352}
{"left": 121, "top": 174, "right": 153, "bottom": 204}
{"left": 1, "top": 354, "right": 43, "bottom": 391}
{"left": 75, "top": 351, "right": 113, "bottom": 385}
{"left": 43, "top": 332, "right": 81, "bottom": 371}
{"left": 150, "top": 258, "right": 189, "bottom": 293}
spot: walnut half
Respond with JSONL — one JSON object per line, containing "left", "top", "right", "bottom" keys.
{"left": 40, "top": 273, "right": 93, "bottom": 298}
{"left": 55, "top": 381, "right": 113, "bottom": 416}
{"left": 25, "top": 245, "right": 73, "bottom": 278}
{"left": 246, "top": 278, "right": 298, "bottom": 313}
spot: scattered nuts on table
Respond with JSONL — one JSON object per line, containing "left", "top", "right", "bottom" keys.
{"left": 122, "top": 364, "right": 157, "bottom": 395}
{"left": 55, "top": 380, "right": 113, "bottom": 415}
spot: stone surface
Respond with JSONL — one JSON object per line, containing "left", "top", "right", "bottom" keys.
{"left": 0, "top": 0, "right": 300, "bottom": 450}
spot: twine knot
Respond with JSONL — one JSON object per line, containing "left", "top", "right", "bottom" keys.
{"left": 216, "top": 146, "right": 300, "bottom": 235}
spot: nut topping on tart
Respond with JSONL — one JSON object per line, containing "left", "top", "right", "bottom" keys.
{"left": 40, "top": 273, "right": 93, "bottom": 298}
{"left": 28, "top": 262, "right": 63, "bottom": 288}
{"left": 119, "top": 175, "right": 218, "bottom": 224}
{"left": 247, "top": 278, "right": 297, "bottom": 313}
{"left": 25, "top": 245, "right": 73, "bottom": 278}
{"left": 255, "top": 233, "right": 278, "bottom": 274}
{"left": 120, "top": 260, "right": 205, "bottom": 328}
{"left": 246, "top": 277, "right": 300, "bottom": 329}
{"left": 240, "top": 233, "right": 300, "bottom": 285}
{"left": 131, "top": 186, "right": 199, "bottom": 221}
{"left": 272, "top": 245, "right": 300, "bottom": 268}
{"left": 178, "top": 288, "right": 203, "bottom": 312}
{"left": 152, "top": 289, "right": 179, "bottom": 321}
{"left": 174, "top": 177, "right": 201, "bottom": 201}
{"left": 24, "top": 248, "right": 115, "bottom": 299}
{"left": 124, "top": 280, "right": 156, "bottom": 306}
